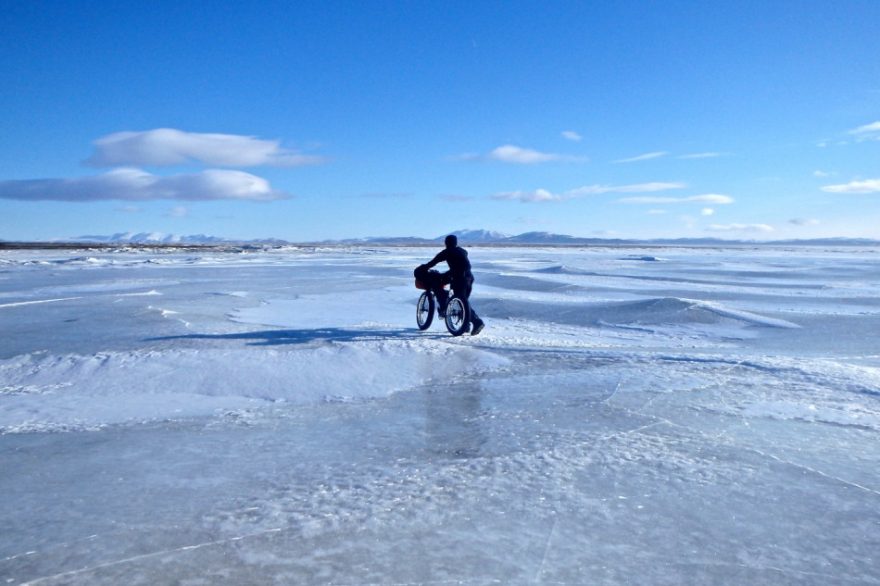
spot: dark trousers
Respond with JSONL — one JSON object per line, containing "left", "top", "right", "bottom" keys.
{"left": 451, "top": 274, "right": 480, "bottom": 324}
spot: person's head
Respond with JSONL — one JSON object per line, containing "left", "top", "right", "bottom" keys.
{"left": 444, "top": 234, "right": 458, "bottom": 248}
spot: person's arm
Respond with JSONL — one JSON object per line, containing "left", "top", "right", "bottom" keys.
{"left": 424, "top": 249, "right": 447, "bottom": 269}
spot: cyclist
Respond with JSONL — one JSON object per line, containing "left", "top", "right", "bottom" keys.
{"left": 416, "top": 234, "right": 485, "bottom": 335}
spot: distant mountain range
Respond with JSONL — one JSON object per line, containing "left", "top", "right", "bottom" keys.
{"left": 6, "top": 229, "right": 878, "bottom": 247}
{"left": 66, "top": 232, "right": 290, "bottom": 246}
{"left": 75, "top": 232, "right": 229, "bottom": 245}
{"left": 314, "top": 229, "right": 880, "bottom": 247}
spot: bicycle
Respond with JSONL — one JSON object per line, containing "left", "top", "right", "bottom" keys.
{"left": 415, "top": 276, "right": 470, "bottom": 336}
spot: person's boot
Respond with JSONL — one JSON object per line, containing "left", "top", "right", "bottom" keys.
{"left": 470, "top": 319, "right": 485, "bottom": 336}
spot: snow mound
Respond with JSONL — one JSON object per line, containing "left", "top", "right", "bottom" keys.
{"left": 478, "top": 296, "right": 799, "bottom": 330}
{"left": 532, "top": 264, "right": 591, "bottom": 276}
{"left": 620, "top": 255, "right": 662, "bottom": 262}
{"left": 600, "top": 297, "right": 800, "bottom": 328}
{"left": 0, "top": 342, "right": 509, "bottom": 433}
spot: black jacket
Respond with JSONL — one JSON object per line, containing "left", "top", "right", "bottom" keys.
{"left": 425, "top": 246, "right": 472, "bottom": 279}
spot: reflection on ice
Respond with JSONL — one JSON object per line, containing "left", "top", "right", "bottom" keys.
{"left": 1, "top": 245, "right": 879, "bottom": 584}
{"left": 425, "top": 381, "right": 486, "bottom": 459}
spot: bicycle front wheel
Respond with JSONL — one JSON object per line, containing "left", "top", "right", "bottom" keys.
{"left": 444, "top": 296, "right": 469, "bottom": 336}
{"left": 416, "top": 291, "right": 434, "bottom": 330}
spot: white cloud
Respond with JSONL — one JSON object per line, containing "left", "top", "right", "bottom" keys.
{"left": 613, "top": 151, "right": 669, "bottom": 164}
{"left": 678, "top": 152, "right": 723, "bottom": 159}
{"left": 647, "top": 209, "right": 668, "bottom": 215}
{"left": 618, "top": 193, "right": 734, "bottom": 205}
{"left": 813, "top": 170, "right": 832, "bottom": 178}
{"left": 457, "top": 144, "right": 586, "bottom": 164}
{"left": 707, "top": 223, "right": 774, "bottom": 234}
{"left": 789, "top": 218, "right": 820, "bottom": 226}
{"left": 561, "top": 130, "right": 582, "bottom": 142}
{"left": 492, "top": 189, "right": 563, "bottom": 203}
{"left": 491, "top": 181, "right": 685, "bottom": 204}
{"left": 488, "top": 145, "right": 564, "bottom": 164}
{"left": 568, "top": 182, "right": 686, "bottom": 196}
{"left": 86, "top": 128, "right": 326, "bottom": 168}
{"left": 0, "top": 168, "right": 286, "bottom": 202}
{"left": 849, "top": 121, "right": 880, "bottom": 135}
{"left": 821, "top": 179, "right": 880, "bottom": 194}
{"left": 701, "top": 208, "right": 715, "bottom": 216}
{"left": 692, "top": 194, "right": 735, "bottom": 204}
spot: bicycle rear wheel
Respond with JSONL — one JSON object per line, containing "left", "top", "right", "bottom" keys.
{"left": 444, "top": 295, "right": 469, "bottom": 336}
{"left": 416, "top": 291, "right": 434, "bottom": 330}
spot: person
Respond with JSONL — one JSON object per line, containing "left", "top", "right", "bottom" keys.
{"left": 416, "top": 234, "right": 485, "bottom": 335}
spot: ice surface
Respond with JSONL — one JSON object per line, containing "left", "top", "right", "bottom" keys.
{"left": 1, "top": 245, "right": 879, "bottom": 584}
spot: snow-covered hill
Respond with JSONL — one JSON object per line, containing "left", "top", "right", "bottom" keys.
{"left": 67, "top": 232, "right": 290, "bottom": 246}
{"left": 442, "top": 229, "right": 510, "bottom": 243}
{"left": 74, "top": 232, "right": 230, "bottom": 245}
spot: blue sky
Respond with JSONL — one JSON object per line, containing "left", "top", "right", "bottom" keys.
{"left": 1, "top": 0, "right": 878, "bottom": 241}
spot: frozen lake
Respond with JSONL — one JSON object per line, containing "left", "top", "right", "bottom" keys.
{"left": 2, "top": 245, "right": 879, "bottom": 584}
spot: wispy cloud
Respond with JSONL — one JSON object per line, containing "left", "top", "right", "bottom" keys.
{"left": 618, "top": 193, "right": 734, "bottom": 205}
{"left": 701, "top": 208, "right": 715, "bottom": 216}
{"left": 0, "top": 168, "right": 286, "bottom": 201}
{"left": 569, "top": 182, "right": 686, "bottom": 196}
{"left": 613, "top": 151, "right": 669, "bottom": 164}
{"left": 789, "top": 218, "right": 820, "bottom": 226}
{"left": 821, "top": 179, "right": 880, "bottom": 194}
{"left": 462, "top": 144, "right": 585, "bottom": 164}
{"left": 678, "top": 152, "right": 723, "bottom": 159}
{"left": 492, "top": 189, "right": 564, "bottom": 203}
{"left": 489, "top": 145, "right": 558, "bottom": 164}
{"left": 561, "top": 130, "right": 582, "bottom": 142}
{"left": 707, "top": 223, "right": 774, "bottom": 234}
{"left": 491, "top": 182, "right": 686, "bottom": 204}
{"left": 86, "top": 128, "right": 326, "bottom": 168}
{"left": 849, "top": 121, "right": 880, "bottom": 136}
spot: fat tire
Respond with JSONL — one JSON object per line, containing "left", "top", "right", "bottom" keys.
{"left": 417, "top": 291, "right": 434, "bottom": 330}
{"left": 444, "top": 295, "right": 470, "bottom": 336}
